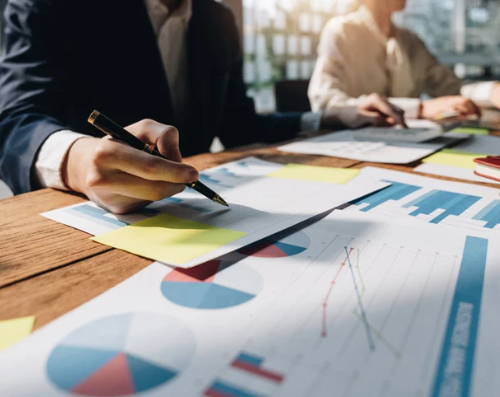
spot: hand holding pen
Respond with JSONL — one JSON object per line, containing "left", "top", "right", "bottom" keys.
{"left": 62, "top": 113, "right": 226, "bottom": 215}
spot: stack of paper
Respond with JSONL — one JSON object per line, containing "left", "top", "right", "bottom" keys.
{"left": 2, "top": 211, "right": 499, "bottom": 396}
{"left": 43, "top": 157, "right": 385, "bottom": 268}
{"left": 415, "top": 135, "right": 500, "bottom": 184}
{"left": 278, "top": 130, "right": 467, "bottom": 164}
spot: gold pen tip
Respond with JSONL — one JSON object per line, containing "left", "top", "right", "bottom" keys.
{"left": 214, "top": 196, "right": 230, "bottom": 207}
{"left": 88, "top": 110, "right": 100, "bottom": 125}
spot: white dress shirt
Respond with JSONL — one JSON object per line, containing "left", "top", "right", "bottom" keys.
{"left": 34, "top": 0, "right": 322, "bottom": 190}
{"left": 308, "top": 6, "right": 495, "bottom": 119}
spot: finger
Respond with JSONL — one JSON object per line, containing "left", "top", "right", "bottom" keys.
{"left": 125, "top": 119, "right": 183, "bottom": 162}
{"left": 453, "top": 102, "right": 474, "bottom": 116}
{"left": 454, "top": 99, "right": 481, "bottom": 117}
{"left": 90, "top": 172, "right": 186, "bottom": 202}
{"left": 372, "top": 117, "right": 392, "bottom": 127}
{"left": 469, "top": 100, "right": 482, "bottom": 118}
{"left": 93, "top": 140, "right": 199, "bottom": 183}
{"left": 366, "top": 97, "right": 407, "bottom": 127}
{"left": 95, "top": 196, "right": 152, "bottom": 215}
{"left": 358, "top": 111, "right": 388, "bottom": 127}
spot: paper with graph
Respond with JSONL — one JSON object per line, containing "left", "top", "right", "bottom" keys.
{"left": 415, "top": 135, "right": 500, "bottom": 184}
{"left": 1, "top": 211, "right": 499, "bottom": 397}
{"left": 345, "top": 166, "right": 500, "bottom": 233}
{"left": 278, "top": 130, "right": 467, "bottom": 164}
{"left": 43, "top": 158, "right": 385, "bottom": 268}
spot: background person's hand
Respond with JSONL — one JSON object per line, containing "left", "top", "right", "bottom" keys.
{"left": 420, "top": 96, "right": 481, "bottom": 120}
{"left": 489, "top": 83, "right": 500, "bottom": 110}
{"left": 62, "top": 119, "right": 199, "bottom": 214}
{"left": 322, "top": 93, "right": 407, "bottom": 129}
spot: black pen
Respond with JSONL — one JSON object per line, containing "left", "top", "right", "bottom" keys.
{"left": 88, "top": 110, "right": 229, "bottom": 207}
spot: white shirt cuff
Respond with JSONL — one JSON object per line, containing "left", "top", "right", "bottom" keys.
{"left": 300, "top": 112, "right": 322, "bottom": 134}
{"left": 34, "top": 130, "right": 88, "bottom": 190}
{"left": 461, "top": 82, "right": 496, "bottom": 108}
{"left": 388, "top": 98, "right": 421, "bottom": 119}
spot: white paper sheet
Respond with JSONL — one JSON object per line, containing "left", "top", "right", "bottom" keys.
{"left": 416, "top": 162, "right": 500, "bottom": 185}
{"left": 43, "top": 157, "right": 387, "bottom": 268}
{"left": 415, "top": 135, "right": 500, "bottom": 183}
{"left": 345, "top": 166, "right": 500, "bottom": 232}
{"left": 2, "top": 211, "right": 499, "bottom": 397}
{"left": 278, "top": 131, "right": 467, "bottom": 164}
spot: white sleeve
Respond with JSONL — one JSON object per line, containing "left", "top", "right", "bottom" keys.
{"left": 34, "top": 130, "right": 88, "bottom": 190}
{"left": 461, "top": 82, "right": 496, "bottom": 108}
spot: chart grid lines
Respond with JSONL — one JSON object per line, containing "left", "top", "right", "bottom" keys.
{"left": 345, "top": 246, "right": 376, "bottom": 351}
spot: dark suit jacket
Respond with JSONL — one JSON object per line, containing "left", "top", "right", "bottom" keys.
{"left": 0, "top": 0, "right": 303, "bottom": 194}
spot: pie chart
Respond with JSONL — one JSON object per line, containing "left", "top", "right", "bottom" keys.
{"left": 161, "top": 260, "right": 263, "bottom": 310}
{"left": 47, "top": 313, "right": 195, "bottom": 396}
{"left": 238, "top": 231, "right": 310, "bottom": 258}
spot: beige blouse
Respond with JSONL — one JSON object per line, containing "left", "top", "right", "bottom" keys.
{"left": 308, "top": 6, "right": 495, "bottom": 118}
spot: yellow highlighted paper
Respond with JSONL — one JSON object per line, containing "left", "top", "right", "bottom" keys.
{"left": 451, "top": 127, "right": 489, "bottom": 135}
{"left": 269, "top": 164, "right": 360, "bottom": 184}
{"left": 423, "top": 149, "right": 485, "bottom": 170}
{"left": 92, "top": 214, "right": 247, "bottom": 264}
{"left": 0, "top": 316, "right": 35, "bottom": 351}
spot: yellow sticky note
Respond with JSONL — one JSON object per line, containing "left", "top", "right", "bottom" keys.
{"left": 451, "top": 127, "right": 489, "bottom": 135}
{"left": 92, "top": 214, "right": 247, "bottom": 265}
{"left": 423, "top": 149, "right": 486, "bottom": 170}
{"left": 0, "top": 316, "right": 35, "bottom": 351}
{"left": 269, "top": 164, "right": 360, "bottom": 184}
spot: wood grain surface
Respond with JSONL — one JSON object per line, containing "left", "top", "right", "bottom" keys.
{"left": 0, "top": 250, "right": 152, "bottom": 330}
{"left": 1, "top": 134, "right": 499, "bottom": 331}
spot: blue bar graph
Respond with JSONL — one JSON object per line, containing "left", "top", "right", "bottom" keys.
{"left": 473, "top": 200, "right": 500, "bottom": 229}
{"left": 164, "top": 197, "right": 212, "bottom": 213}
{"left": 432, "top": 237, "right": 488, "bottom": 397}
{"left": 68, "top": 205, "right": 128, "bottom": 227}
{"left": 217, "top": 168, "right": 241, "bottom": 178}
{"left": 206, "top": 380, "right": 266, "bottom": 397}
{"left": 351, "top": 180, "right": 422, "bottom": 211}
{"left": 236, "top": 352, "right": 264, "bottom": 367}
{"left": 199, "top": 174, "right": 233, "bottom": 188}
{"left": 403, "top": 191, "right": 481, "bottom": 224}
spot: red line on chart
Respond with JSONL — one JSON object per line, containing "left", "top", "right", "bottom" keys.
{"left": 322, "top": 248, "right": 353, "bottom": 337}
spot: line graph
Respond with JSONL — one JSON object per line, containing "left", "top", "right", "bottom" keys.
{"left": 322, "top": 248, "right": 352, "bottom": 338}
{"left": 351, "top": 248, "right": 401, "bottom": 358}
{"left": 345, "top": 246, "right": 375, "bottom": 351}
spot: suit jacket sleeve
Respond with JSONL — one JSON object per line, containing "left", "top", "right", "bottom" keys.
{"left": 217, "top": 8, "right": 302, "bottom": 149}
{"left": 0, "top": 0, "right": 73, "bottom": 194}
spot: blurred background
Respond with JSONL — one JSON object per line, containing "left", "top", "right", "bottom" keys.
{"left": 239, "top": 0, "right": 500, "bottom": 112}
{"left": 0, "top": 0, "right": 499, "bottom": 198}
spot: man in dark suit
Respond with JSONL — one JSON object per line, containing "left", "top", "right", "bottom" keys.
{"left": 0, "top": 0, "right": 405, "bottom": 213}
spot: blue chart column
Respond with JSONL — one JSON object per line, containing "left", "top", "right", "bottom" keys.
{"left": 431, "top": 236, "right": 488, "bottom": 397}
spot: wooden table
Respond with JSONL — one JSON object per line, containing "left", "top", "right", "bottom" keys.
{"left": 1, "top": 138, "right": 499, "bottom": 331}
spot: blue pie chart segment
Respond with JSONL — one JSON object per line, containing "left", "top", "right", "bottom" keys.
{"left": 161, "top": 260, "right": 263, "bottom": 310}
{"left": 46, "top": 313, "right": 195, "bottom": 396}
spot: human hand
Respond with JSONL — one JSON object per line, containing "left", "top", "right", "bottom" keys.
{"left": 421, "top": 96, "right": 481, "bottom": 120}
{"left": 322, "top": 93, "right": 407, "bottom": 129}
{"left": 62, "top": 119, "right": 199, "bottom": 214}
{"left": 489, "top": 83, "right": 500, "bottom": 110}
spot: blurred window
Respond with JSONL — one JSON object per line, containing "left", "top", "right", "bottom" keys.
{"left": 244, "top": 0, "right": 500, "bottom": 112}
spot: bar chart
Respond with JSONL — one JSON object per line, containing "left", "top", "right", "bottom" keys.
{"left": 219, "top": 215, "right": 489, "bottom": 396}
{"left": 205, "top": 351, "right": 286, "bottom": 397}
{"left": 347, "top": 167, "right": 500, "bottom": 232}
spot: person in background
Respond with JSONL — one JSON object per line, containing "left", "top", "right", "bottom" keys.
{"left": 309, "top": 0, "right": 500, "bottom": 120}
{"left": 0, "top": 0, "right": 405, "bottom": 214}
